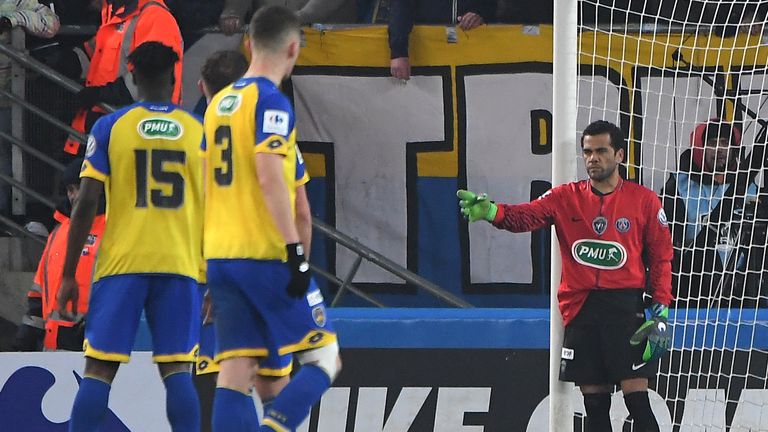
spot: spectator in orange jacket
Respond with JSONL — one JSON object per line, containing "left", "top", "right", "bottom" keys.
{"left": 12, "top": 159, "right": 105, "bottom": 351}
{"left": 64, "top": 0, "right": 183, "bottom": 158}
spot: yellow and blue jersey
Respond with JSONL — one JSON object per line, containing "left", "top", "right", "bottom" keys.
{"left": 196, "top": 146, "right": 307, "bottom": 283}
{"left": 203, "top": 77, "right": 302, "bottom": 261}
{"left": 295, "top": 145, "right": 309, "bottom": 187}
{"left": 81, "top": 102, "right": 205, "bottom": 281}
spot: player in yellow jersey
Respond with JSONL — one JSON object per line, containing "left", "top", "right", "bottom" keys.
{"left": 196, "top": 49, "right": 304, "bottom": 429}
{"left": 57, "top": 42, "right": 204, "bottom": 432}
{"left": 203, "top": 6, "right": 341, "bottom": 432}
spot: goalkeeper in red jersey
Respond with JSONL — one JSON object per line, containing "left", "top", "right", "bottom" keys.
{"left": 458, "top": 120, "right": 673, "bottom": 432}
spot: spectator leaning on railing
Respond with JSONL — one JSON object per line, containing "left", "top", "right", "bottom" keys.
{"left": 0, "top": 0, "right": 59, "bottom": 216}
{"left": 388, "top": 0, "right": 496, "bottom": 81}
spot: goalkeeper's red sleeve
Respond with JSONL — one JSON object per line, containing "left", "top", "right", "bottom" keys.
{"left": 492, "top": 188, "right": 559, "bottom": 233}
{"left": 643, "top": 196, "right": 674, "bottom": 306}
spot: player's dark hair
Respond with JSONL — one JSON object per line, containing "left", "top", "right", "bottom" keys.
{"left": 248, "top": 6, "right": 301, "bottom": 52}
{"left": 62, "top": 158, "right": 84, "bottom": 187}
{"left": 581, "top": 120, "right": 625, "bottom": 153}
{"left": 704, "top": 120, "right": 736, "bottom": 146}
{"left": 127, "top": 41, "right": 179, "bottom": 85}
{"left": 201, "top": 50, "right": 248, "bottom": 95}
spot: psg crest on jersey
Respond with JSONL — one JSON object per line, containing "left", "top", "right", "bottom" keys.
{"left": 592, "top": 216, "right": 608, "bottom": 235}
{"left": 615, "top": 217, "right": 631, "bottom": 233}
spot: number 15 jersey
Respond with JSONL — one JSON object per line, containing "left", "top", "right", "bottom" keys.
{"left": 203, "top": 77, "right": 301, "bottom": 262}
{"left": 81, "top": 102, "right": 204, "bottom": 281}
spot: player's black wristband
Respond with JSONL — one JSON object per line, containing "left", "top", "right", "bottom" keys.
{"left": 287, "top": 242, "right": 307, "bottom": 265}
{"left": 286, "top": 243, "right": 311, "bottom": 298}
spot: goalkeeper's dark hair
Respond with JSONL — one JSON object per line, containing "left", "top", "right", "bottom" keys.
{"left": 581, "top": 120, "right": 626, "bottom": 154}
{"left": 127, "top": 42, "right": 179, "bottom": 84}
{"left": 201, "top": 50, "right": 248, "bottom": 95}
{"left": 249, "top": 6, "right": 300, "bottom": 53}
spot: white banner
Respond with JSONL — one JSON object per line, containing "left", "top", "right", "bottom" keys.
{"left": 293, "top": 74, "right": 446, "bottom": 283}
{"left": 0, "top": 352, "right": 169, "bottom": 431}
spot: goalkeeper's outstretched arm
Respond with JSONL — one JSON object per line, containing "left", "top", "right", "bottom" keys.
{"left": 457, "top": 187, "right": 558, "bottom": 232}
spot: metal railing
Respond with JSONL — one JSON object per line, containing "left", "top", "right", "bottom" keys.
{"left": 312, "top": 219, "right": 471, "bottom": 307}
{"left": 0, "top": 39, "right": 472, "bottom": 308}
{"left": 0, "top": 212, "right": 45, "bottom": 245}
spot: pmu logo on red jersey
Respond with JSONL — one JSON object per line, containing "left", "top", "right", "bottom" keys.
{"left": 571, "top": 239, "right": 627, "bottom": 270}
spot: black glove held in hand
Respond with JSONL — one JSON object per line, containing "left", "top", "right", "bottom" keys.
{"left": 75, "top": 86, "right": 103, "bottom": 108}
{"left": 76, "top": 78, "right": 134, "bottom": 109}
{"left": 286, "top": 243, "right": 311, "bottom": 298}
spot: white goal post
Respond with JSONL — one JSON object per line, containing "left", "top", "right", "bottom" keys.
{"left": 551, "top": 0, "right": 579, "bottom": 431}
{"left": 553, "top": 1, "right": 768, "bottom": 431}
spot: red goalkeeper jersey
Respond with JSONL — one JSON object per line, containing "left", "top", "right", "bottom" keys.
{"left": 492, "top": 179, "right": 673, "bottom": 326}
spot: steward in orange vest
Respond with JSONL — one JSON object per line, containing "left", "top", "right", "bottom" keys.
{"left": 12, "top": 159, "right": 106, "bottom": 351}
{"left": 64, "top": 0, "right": 183, "bottom": 156}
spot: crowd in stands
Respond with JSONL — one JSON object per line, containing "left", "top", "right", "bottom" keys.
{"left": 0, "top": 0, "right": 557, "bottom": 225}
{"left": 3, "top": 2, "right": 767, "bottom": 216}
{"left": 0, "top": 0, "right": 59, "bottom": 218}
{"left": 661, "top": 120, "right": 768, "bottom": 309}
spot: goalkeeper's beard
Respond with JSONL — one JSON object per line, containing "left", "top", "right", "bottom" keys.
{"left": 587, "top": 163, "right": 617, "bottom": 182}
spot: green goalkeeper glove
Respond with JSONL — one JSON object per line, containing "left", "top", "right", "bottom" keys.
{"left": 457, "top": 189, "right": 498, "bottom": 223}
{"left": 630, "top": 302, "right": 671, "bottom": 362}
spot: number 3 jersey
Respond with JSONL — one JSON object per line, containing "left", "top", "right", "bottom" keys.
{"left": 202, "top": 77, "right": 302, "bottom": 262}
{"left": 491, "top": 180, "right": 674, "bottom": 325}
{"left": 81, "top": 102, "right": 204, "bottom": 281}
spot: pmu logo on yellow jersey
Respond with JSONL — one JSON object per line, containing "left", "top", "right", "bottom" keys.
{"left": 137, "top": 118, "right": 183, "bottom": 140}
{"left": 216, "top": 94, "right": 241, "bottom": 116}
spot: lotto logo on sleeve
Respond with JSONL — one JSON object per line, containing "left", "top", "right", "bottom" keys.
{"left": 263, "top": 110, "right": 289, "bottom": 136}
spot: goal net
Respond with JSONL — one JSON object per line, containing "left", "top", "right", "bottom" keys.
{"left": 574, "top": 1, "right": 768, "bottom": 430}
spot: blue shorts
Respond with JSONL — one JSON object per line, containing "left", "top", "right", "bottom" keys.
{"left": 196, "top": 284, "right": 294, "bottom": 376}
{"left": 85, "top": 274, "right": 200, "bottom": 363}
{"left": 197, "top": 322, "right": 293, "bottom": 376}
{"left": 196, "top": 321, "right": 219, "bottom": 374}
{"left": 196, "top": 284, "right": 219, "bottom": 375}
{"left": 207, "top": 259, "right": 336, "bottom": 364}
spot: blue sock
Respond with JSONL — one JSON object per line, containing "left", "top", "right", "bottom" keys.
{"left": 212, "top": 387, "right": 259, "bottom": 432}
{"left": 68, "top": 377, "right": 110, "bottom": 432}
{"left": 260, "top": 365, "right": 330, "bottom": 431}
{"left": 163, "top": 372, "right": 201, "bottom": 432}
